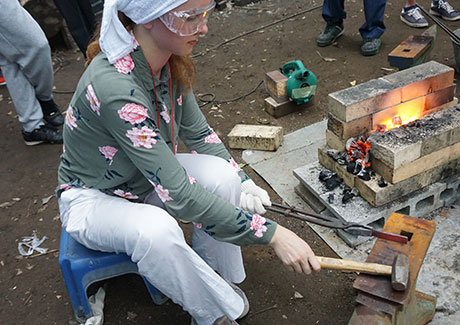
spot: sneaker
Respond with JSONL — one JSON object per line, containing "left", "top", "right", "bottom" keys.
{"left": 22, "top": 124, "right": 63, "bottom": 145}
{"left": 430, "top": 0, "right": 460, "bottom": 21}
{"left": 361, "top": 38, "right": 381, "bottom": 56}
{"left": 0, "top": 68, "right": 6, "bottom": 86}
{"left": 316, "top": 23, "right": 344, "bottom": 47}
{"left": 400, "top": 6, "right": 429, "bottom": 27}
{"left": 38, "top": 99, "right": 64, "bottom": 126}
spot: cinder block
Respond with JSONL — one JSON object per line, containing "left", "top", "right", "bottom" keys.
{"left": 327, "top": 113, "right": 372, "bottom": 139}
{"left": 325, "top": 129, "right": 346, "bottom": 151}
{"left": 264, "top": 96, "right": 313, "bottom": 118}
{"left": 227, "top": 124, "right": 283, "bottom": 151}
{"left": 372, "top": 141, "right": 460, "bottom": 184}
{"left": 265, "top": 70, "right": 288, "bottom": 99}
{"left": 328, "top": 78, "right": 402, "bottom": 122}
{"left": 381, "top": 60, "right": 454, "bottom": 102}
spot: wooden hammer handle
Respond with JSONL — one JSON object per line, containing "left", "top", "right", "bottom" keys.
{"left": 317, "top": 256, "right": 392, "bottom": 275}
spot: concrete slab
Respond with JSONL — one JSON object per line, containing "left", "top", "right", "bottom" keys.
{"left": 242, "top": 120, "right": 460, "bottom": 324}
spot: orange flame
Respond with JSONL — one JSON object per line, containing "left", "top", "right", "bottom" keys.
{"left": 373, "top": 101, "right": 424, "bottom": 133}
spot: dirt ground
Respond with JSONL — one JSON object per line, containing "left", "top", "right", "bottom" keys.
{"left": 1, "top": 0, "right": 459, "bottom": 324}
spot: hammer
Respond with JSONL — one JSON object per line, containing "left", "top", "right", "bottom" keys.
{"left": 317, "top": 254, "right": 409, "bottom": 291}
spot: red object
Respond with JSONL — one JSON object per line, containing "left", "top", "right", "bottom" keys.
{"left": 0, "top": 68, "right": 6, "bottom": 86}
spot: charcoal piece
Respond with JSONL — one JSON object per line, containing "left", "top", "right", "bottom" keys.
{"left": 342, "top": 188, "right": 358, "bottom": 204}
{"left": 325, "top": 174, "right": 342, "bottom": 191}
{"left": 378, "top": 177, "right": 388, "bottom": 187}
{"left": 328, "top": 193, "right": 335, "bottom": 204}
{"left": 327, "top": 149, "right": 341, "bottom": 161}
{"left": 343, "top": 186, "right": 351, "bottom": 194}
{"left": 319, "top": 169, "right": 334, "bottom": 181}
{"left": 346, "top": 161, "right": 356, "bottom": 173}
{"left": 358, "top": 171, "right": 370, "bottom": 181}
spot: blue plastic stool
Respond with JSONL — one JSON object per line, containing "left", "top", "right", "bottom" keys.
{"left": 59, "top": 228, "right": 168, "bottom": 322}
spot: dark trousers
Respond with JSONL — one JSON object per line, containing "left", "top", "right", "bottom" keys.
{"left": 321, "top": 0, "right": 386, "bottom": 39}
{"left": 53, "top": 0, "right": 97, "bottom": 57}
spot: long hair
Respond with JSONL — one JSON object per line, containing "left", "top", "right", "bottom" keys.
{"left": 86, "top": 13, "right": 195, "bottom": 91}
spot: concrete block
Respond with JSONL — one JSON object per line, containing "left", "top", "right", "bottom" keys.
{"left": 264, "top": 96, "right": 313, "bottom": 118}
{"left": 327, "top": 113, "right": 372, "bottom": 139}
{"left": 227, "top": 124, "right": 283, "bottom": 151}
{"left": 294, "top": 184, "right": 326, "bottom": 213}
{"left": 381, "top": 60, "right": 454, "bottom": 102}
{"left": 265, "top": 70, "right": 288, "bottom": 99}
{"left": 325, "top": 129, "right": 346, "bottom": 151}
{"left": 328, "top": 78, "right": 402, "bottom": 122}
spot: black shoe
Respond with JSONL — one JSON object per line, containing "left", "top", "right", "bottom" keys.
{"left": 361, "top": 38, "right": 381, "bottom": 56}
{"left": 22, "top": 124, "right": 63, "bottom": 146}
{"left": 316, "top": 23, "right": 344, "bottom": 47}
{"left": 38, "top": 99, "right": 64, "bottom": 127}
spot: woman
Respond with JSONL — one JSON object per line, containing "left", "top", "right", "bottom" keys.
{"left": 57, "top": 0, "right": 320, "bottom": 324}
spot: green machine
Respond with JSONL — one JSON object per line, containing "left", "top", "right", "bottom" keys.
{"left": 281, "top": 60, "right": 317, "bottom": 104}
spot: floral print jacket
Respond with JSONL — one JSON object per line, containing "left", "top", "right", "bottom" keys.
{"left": 57, "top": 46, "right": 276, "bottom": 246}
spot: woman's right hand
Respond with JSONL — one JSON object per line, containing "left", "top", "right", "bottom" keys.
{"left": 268, "top": 225, "right": 321, "bottom": 275}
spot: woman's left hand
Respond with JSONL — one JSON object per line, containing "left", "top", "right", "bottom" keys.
{"left": 240, "top": 179, "right": 272, "bottom": 214}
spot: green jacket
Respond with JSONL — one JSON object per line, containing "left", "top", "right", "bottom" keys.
{"left": 57, "top": 46, "right": 276, "bottom": 246}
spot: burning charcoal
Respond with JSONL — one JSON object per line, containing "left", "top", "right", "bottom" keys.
{"left": 328, "top": 193, "right": 335, "bottom": 204}
{"left": 376, "top": 124, "right": 387, "bottom": 133}
{"left": 378, "top": 177, "right": 388, "bottom": 187}
{"left": 392, "top": 116, "right": 402, "bottom": 127}
{"left": 342, "top": 188, "right": 358, "bottom": 204}
{"left": 325, "top": 174, "right": 343, "bottom": 191}
{"left": 319, "top": 169, "right": 334, "bottom": 182}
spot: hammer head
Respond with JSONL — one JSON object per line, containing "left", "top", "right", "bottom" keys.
{"left": 391, "top": 254, "right": 410, "bottom": 291}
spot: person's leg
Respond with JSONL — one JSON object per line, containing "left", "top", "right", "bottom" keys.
{"left": 59, "top": 188, "right": 245, "bottom": 325}
{"left": 53, "top": 0, "right": 95, "bottom": 57}
{"left": 359, "top": 0, "right": 386, "bottom": 39}
{"left": 322, "top": 0, "right": 346, "bottom": 25}
{"left": 317, "top": 0, "right": 346, "bottom": 47}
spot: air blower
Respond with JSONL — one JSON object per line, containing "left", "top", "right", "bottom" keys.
{"left": 281, "top": 60, "right": 317, "bottom": 104}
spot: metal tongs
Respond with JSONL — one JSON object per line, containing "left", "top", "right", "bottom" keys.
{"left": 266, "top": 202, "right": 408, "bottom": 244}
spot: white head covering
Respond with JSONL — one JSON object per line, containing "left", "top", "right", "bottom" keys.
{"left": 100, "top": 0, "right": 188, "bottom": 64}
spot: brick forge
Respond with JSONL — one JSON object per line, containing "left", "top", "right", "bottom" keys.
{"left": 318, "top": 61, "right": 460, "bottom": 207}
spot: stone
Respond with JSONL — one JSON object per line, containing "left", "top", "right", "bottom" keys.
{"left": 327, "top": 113, "right": 372, "bottom": 139}
{"left": 264, "top": 96, "right": 313, "bottom": 118}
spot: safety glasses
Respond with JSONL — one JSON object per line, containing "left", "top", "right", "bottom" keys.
{"left": 160, "top": 0, "right": 215, "bottom": 36}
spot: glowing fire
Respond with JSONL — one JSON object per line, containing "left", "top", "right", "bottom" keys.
{"left": 374, "top": 101, "right": 424, "bottom": 133}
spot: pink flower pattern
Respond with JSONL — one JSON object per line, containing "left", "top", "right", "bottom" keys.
{"left": 126, "top": 126, "right": 158, "bottom": 148}
{"left": 191, "top": 150, "right": 198, "bottom": 154}
{"left": 113, "top": 189, "right": 139, "bottom": 200}
{"left": 118, "top": 103, "right": 149, "bottom": 124}
{"left": 228, "top": 158, "right": 241, "bottom": 171}
{"left": 153, "top": 184, "right": 173, "bottom": 203}
{"left": 99, "top": 146, "right": 118, "bottom": 165}
{"left": 114, "top": 54, "right": 135, "bottom": 74}
{"left": 129, "top": 31, "right": 139, "bottom": 49}
{"left": 65, "top": 106, "right": 78, "bottom": 130}
{"left": 59, "top": 184, "right": 72, "bottom": 191}
{"left": 188, "top": 174, "right": 196, "bottom": 184}
{"left": 193, "top": 222, "right": 202, "bottom": 229}
{"left": 177, "top": 95, "right": 182, "bottom": 106}
{"left": 62, "top": 144, "right": 66, "bottom": 153}
{"left": 160, "top": 110, "right": 171, "bottom": 124}
{"left": 250, "top": 214, "right": 268, "bottom": 238}
{"left": 85, "top": 84, "right": 101, "bottom": 115}
{"left": 205, "top": 128, "right": 222, "bottom": 144}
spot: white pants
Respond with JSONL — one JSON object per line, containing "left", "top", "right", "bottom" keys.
{"left": 58, "top": 154, "right": 245, "bottom": 324}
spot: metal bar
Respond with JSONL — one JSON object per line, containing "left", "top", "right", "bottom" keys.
{"left": 265, "top": 206, "right": 344, "bottom": 228}
{"left": 271, "top": 202, "right": 337, "bottom": 222}
{"left": 416, "top": 4, "right": 460, "bottom": 43}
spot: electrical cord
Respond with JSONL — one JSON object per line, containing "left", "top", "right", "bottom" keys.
{"left": 192, "top": 4, "right": 322, "bottom": 58}
{"left": 198, "top": 80, "right": 264, "bottom": 107}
